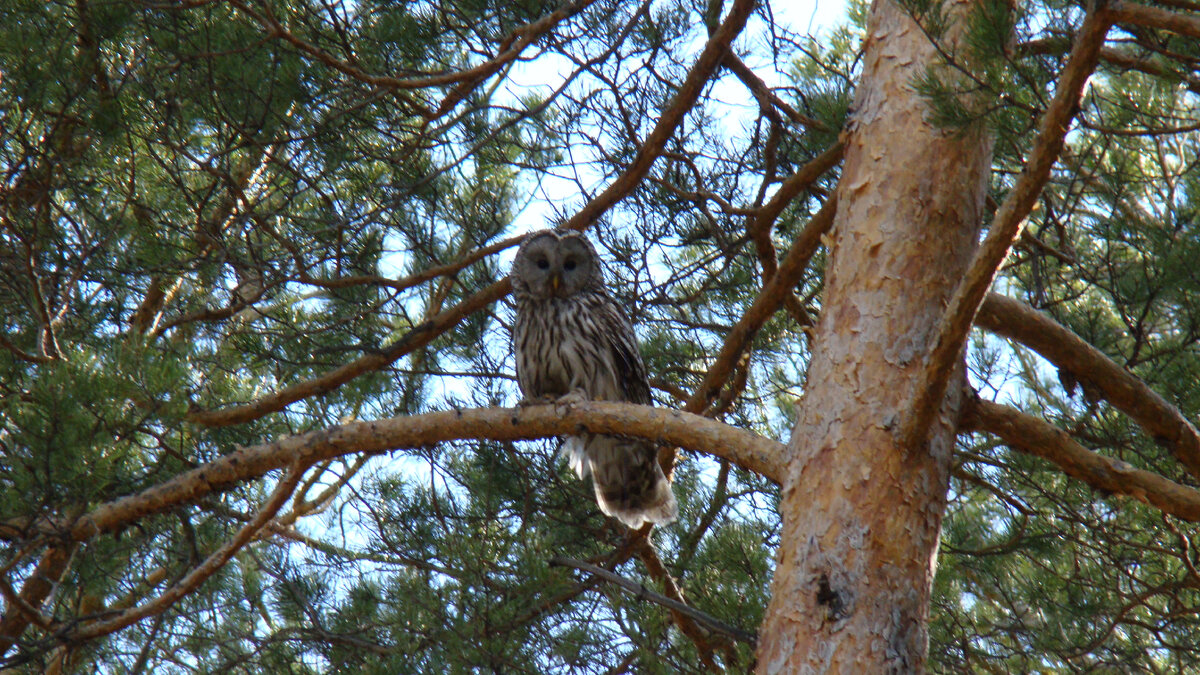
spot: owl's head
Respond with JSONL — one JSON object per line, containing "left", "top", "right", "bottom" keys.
{"left": 511, "top": 230, "right": 603, "bottom": 299}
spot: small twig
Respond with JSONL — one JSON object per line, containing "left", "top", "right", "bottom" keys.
{"left": 548, "top": 556, "right": 758, "bottom": 646}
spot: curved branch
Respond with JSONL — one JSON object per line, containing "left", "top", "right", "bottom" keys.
{"left": 749, "top": 143, "right": 844, "bottom": 281}
{"left": 963, "top": 399, "right": 1200, "bottom": 522}
{"left": 18, "top": 403, "right": 783, "bottom": 544}
{"left": 898, "top": 4, "right": 1114, "bottom": 449}
{"left": 976, "top": 292, "right": 1200, "bottom": 479}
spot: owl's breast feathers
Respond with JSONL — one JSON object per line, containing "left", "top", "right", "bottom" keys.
{"left": 513, "top": 291, "right": 628, "bottom": 402}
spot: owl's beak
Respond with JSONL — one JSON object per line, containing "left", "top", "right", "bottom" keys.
{"left": 549, "top": 272, "right": 561, "bottom": 293}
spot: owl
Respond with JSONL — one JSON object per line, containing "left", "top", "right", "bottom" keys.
{"left": 511, "top": 229, "right": 678, "bottom": 528}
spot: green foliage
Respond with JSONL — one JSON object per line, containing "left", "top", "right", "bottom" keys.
{"left": 2, "top": 0, "right": 1199, "bottom": 672}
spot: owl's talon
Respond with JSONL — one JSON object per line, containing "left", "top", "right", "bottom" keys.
{"left": 518, "top": 394, "right": 557, "bottom": 407}
{"left": 555, "top": 391, "right": 588, "bottom": 410}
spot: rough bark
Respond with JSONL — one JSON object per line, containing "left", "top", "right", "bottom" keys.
{"left": 755, "top": 0, "right": 994, "bottom": 670}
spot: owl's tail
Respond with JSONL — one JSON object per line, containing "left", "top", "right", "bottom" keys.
{"left": 563, "top": 435, "right": 678, "bottom": 528}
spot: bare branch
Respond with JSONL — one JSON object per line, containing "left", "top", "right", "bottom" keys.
{"left": 297, "top": 234, "right": 527, "bottom": 294}
{"left": 549, "top": 555, "right": 758, "bottom": 645}
{"left": 976, "top": 293, "right": 1200, "bottom": 479}
{"left": 964, "top": 399, "right": 1200, "bottom": 522}
{"left": 1111, "top": 0, "right": 1200, "bottom": 39}
{"left": 749, "top": 143, "right": 844, "bottom": 281}
{"left": 722, "top": 53, "right": 833, "bottom": 133}
{"left": 685, "top": 196, "right": 836, "bottom": 414}
{"left": 898, "top": 5, "right": 1114, "bottom": 450}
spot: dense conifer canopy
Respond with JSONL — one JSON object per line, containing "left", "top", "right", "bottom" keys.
{"left": 1, "top": 0, "right": 1198, "bottom": 671}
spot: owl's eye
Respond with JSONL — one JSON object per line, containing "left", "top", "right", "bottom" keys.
{"left": 536, "top": 258, "right": 549, "bottom": 270}
{"left": 563, "top": 259, "right": 577, "bottom": 272}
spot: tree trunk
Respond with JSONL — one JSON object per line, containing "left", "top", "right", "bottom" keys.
{"left": 757, "top": 0, "right": 994, "bottom": 670}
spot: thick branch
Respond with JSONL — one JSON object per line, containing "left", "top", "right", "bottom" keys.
{"left": 1111, "top": 0, "right": 1200, "bottom": 39}
{"left": 964, "top": 399, "right": 1200, "bottom": 522}
{"left": 549, "top": 556, "right": 758, "bottom": 645}
{"left": 11, "top": 403, "right": 781, "bottom": 544}
{"left": 977, "top": 293, "right": 1200, "bottom": 479}
{"left": 897, "top": 5, "right": 1113, "bottom": 450}
{"left": 1021, "top": 38, "right": 1200, "bottom": 94}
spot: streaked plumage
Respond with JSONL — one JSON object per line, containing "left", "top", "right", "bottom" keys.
{"left": 511, "top": 229, "right": 677, "bottom": 528}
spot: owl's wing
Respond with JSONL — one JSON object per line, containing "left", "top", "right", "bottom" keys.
{"left": 599, "top": 302, "right": 652, "bottom": 405}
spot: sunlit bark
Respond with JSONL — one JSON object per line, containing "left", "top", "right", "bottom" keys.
{"left": 757, "top": 0, "right": 994, "bottom": 669}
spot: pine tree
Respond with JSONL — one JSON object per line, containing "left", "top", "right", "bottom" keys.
{"left": 1, "top": 0, "right": 1198, "bottom": 672}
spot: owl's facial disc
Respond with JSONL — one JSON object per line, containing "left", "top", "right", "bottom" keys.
{"left": 514, "top": 231, "right": 598, "bottom": 299}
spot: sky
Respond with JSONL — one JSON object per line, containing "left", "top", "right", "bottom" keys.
{"left": 499, "top": 0, "right": 852, "bottom": 232}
